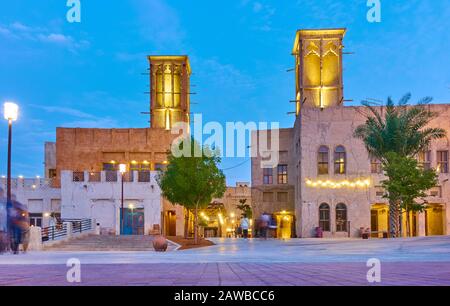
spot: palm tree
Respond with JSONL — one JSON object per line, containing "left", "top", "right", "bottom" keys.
{"left": 354, "top": 93, "right": 446, "bottom": 237}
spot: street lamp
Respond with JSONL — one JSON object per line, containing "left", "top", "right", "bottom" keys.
{"left": 119, "top": 163, "right": 127, "bottom": 235}
{"left": 3, "top": 102, "right": 18, "bottom": 212}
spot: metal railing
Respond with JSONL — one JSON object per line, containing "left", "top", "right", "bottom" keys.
{"left": 72, "top": 172, "right": 85, "bottom": 182}
{"left": 105, "top": 171, "right": 118, "bottom": 182}
{"left": 63, "top": 219, "right": 93, "bottom": 234}
{"left": 138, "top": 171, "right": 151, "bottom": 182}
{"left": 41, "top": 219, "right": 93, "bottom": 242}
{"left": 41, "top": 223, "right": 68, "bottom": 242}
{"left": 88, "top": 172, "right": 101, "bottom": 182}
{"left": 0, "top": 178, "right": 56, "bottom": 190}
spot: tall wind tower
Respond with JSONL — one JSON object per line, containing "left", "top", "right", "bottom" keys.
{"left": 148, "top": 56, "right": 191, "bottom": 130}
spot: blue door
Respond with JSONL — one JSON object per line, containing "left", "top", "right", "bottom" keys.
{"left": 120, "top": 208, "right": 145, "bottom": 235}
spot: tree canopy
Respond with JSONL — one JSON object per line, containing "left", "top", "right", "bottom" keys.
{"left": 354, "top": 93, "right": 446, "bottom": 237}
{"left": 157, "top": 137, "right": 226, "bottom": 243}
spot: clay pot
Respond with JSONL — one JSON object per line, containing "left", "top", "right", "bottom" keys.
{"left": 153, "top": 235, "right": 168, "bottom": 252}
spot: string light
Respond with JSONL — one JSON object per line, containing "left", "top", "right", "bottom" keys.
{"left": 306, "top": 178, "right": 371, "bottom": 189}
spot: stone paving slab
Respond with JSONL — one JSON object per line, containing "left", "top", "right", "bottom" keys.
{"left": 0, "top": 262, "right": 449, "bottom": 286}
{"left": 1, "top": 236, "right": 450, "bottom": 265}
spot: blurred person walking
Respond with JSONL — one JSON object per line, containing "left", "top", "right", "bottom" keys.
{"left": 240, "top": 214, "right": 250, "bottom": 239}
{"left": 0, "top": 187, "right": 7, "bottom": 253}
{"left": 259, "top": 212, "right": 270, "bottom": 240}
{"left": 8, "top": 195, "right": 29, "bottom": 254}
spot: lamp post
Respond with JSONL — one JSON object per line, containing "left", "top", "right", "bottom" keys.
{"left": 119, "top": 164, "right": 127, "bottom": 235}
{"left": 3, "top": 102, "right": 18, "bottom": 211}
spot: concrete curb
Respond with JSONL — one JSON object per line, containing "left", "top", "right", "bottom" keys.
{"left": 166, "top": 238, "right": 182, "bottom": 251}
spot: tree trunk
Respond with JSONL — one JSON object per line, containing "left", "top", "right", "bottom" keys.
{"left": 399, "top": 208, "right": 403, "bottom": 237}
{"left": 389, "top": 199, "right": 400, "bottom": 238}
{"left": 194, "top": 205, "right": 199, "bottom": 245}
{"left": 184, "top": 209, "right": 190, "bottom": 239}
{"left": 405, "top": 210, "right": 410, "bottom": 237}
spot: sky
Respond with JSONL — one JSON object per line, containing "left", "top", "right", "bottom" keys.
{"left": 0, "top": 0, "right": 449, "bottom": 185}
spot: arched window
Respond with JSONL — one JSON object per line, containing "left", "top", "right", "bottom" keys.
{"left": 334, "top": 146, "right": 346, "bottom": 174}
{"left": 318, "top": 146, "right": 329, "bottom": 175}
{"left": 336, "top": 203, "right": 347, "bottom": 232}
{"left": 319, "top": 203, "right": 330, "bottom": 231}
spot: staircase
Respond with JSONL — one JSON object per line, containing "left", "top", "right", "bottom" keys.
{"left": 44, "top": 235, "right": 163, "bottom": 251}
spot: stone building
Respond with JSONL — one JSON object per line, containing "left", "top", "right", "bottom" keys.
{"left": 0, "top": 177, "right": 60, "bottom": 229}
{"left": 42, "top": 55, "right": 193, "bottom": 236}
{"left": 251, "top": 129, "right": 296, "bottom": 239}
{"left": 60, "top": 170, "right": 162, "bottom": 235}
{"left": 251, "top": 28, "right": 450, "bottom": 238}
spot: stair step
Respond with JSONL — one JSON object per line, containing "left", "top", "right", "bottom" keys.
{"left": 44, "top": 235, "right": 165, "bottom": 252}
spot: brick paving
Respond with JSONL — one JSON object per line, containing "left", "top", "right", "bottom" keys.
{"left": 0, "top": 262, "right": 449, "bottom": 286}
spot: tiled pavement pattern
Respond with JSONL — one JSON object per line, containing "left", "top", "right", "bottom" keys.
{"left": 0, "top": 262, "right": 449, "bottom": 286}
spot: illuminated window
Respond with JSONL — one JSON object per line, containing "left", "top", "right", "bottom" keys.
{"left": 418, "top": 151, "right": 431, "bottom": 170}
{"left": 336, "top": 203, "right": 347, "bottom": 232}
{"left": 370, "top": 157, "right": 382, "bottom": 174}
{"left": 437, "top": 151, "right": 449, "bottom": 173}
{"left": 103, "top": 163, "right": 118, "bottom": 171}
{"left": 263, "top": 168, "right": 273, "bottom": 185}
{"left": 318, "top": 146, "right": 329, "bottom": 175}
{"left": 277, "top": 165, "right": 288, "bottom": 184}
{"left": 334, "top": 146, "right": 346, "bottom": 174}
{"left": 29, "top": 213, "right": 42, "bottom": 227}
{"left": 319, "top": 203, "right": 330, "bottom": 232}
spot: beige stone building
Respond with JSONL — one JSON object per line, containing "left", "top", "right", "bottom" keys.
{"left": 252, "top": 28, "right": 450, "bottom": 238}
{"left": 45, "top": 55, "right": 193, "bottom": 236}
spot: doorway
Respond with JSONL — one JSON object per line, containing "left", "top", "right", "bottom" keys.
{"left": 370, "top": 204, "right": 389, "bottom": 238}
{"left": 121, "top": 208, "right": 144, "bottom": 235}
{"left": 276, "top": 213, "right": 294, "bottom": 239}
{"left": 425, "top": 204, "right": 445, "bottom": 236}
{"left": 165, "top": 211, "right": 177, "bottom": 236}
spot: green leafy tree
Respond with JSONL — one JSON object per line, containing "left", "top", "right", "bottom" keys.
{"left": 354, "top": 93, "right": 446, "bottom": 237}
{"left": 157, "top": 137, "right": 226, "bottom": 244}
{"left": 236, "top": 199, "right": 252, "bottom": 219}
{"left": 381, "top": 153, "right": 438, "bottom": 237}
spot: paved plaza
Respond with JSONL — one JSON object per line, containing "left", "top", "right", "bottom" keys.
{"left": 1, "top": 236, "right": 450, "bottom": 285}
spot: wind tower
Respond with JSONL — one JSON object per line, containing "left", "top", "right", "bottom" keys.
{"left": 292, "top": 29, "right": 346, "bottom": 114}
{"left": 148, "top": 56, "right": 191, "bottom": 130}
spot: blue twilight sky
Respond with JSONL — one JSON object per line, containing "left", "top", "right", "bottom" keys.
{"left": 0, "top": 0, "right": 449, "bottom": 185}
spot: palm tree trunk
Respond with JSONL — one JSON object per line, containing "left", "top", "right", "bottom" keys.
{"left": 389, "top": 200, "right": 400, "bottom": 238}
{"left": 194, "top": 205, "right": 199, "bottom": 245}
{"left": 406, "top": 210, "right": 410, "bottom": 238}
{"left": 184, "top": 209, "right": 190, "bottom": 239}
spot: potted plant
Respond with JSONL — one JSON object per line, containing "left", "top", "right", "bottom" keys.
{"left": 361, "top": 227, "right": 370, "bottom": 239}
